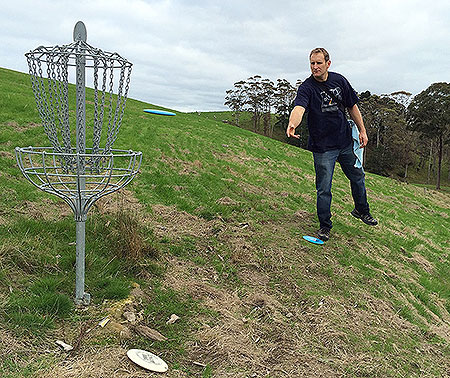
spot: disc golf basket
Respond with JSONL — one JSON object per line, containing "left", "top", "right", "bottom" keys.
{"left": 15, "top": 21, "right": 142, "bottom": 305}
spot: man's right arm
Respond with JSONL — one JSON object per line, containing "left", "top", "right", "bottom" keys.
{"left": 286, "top": 105, "right": 306, "bottom": 139}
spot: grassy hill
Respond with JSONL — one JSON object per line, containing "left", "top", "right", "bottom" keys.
{"left": 0, "top": 67, "right": 449, "bottom": 377}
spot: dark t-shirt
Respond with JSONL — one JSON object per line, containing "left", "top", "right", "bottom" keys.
{"left": 294, "top": 72, "right": 359, "bottom": 152}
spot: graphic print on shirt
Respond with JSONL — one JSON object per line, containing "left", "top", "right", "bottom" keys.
{"left": 320, "top": 87, "right": 342, "bottom": 113}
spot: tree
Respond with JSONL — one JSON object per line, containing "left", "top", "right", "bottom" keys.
{"left": 260, "top": 78, "right": 275, "bottom": 136}
{"left": 245, "top": 75, "right": 265, "bottom": 132}
{"left": 407, "top": 82, "right": 450, "bottom": 189}
{"left": 384, "top": 91, "right": 415, "bottom": 179}
{"left": 273, "top": 78, "right": 297, "bottom": 133}
{"left": 358, "top": 91, "right": 421, "bottom": 178}
{"left": 225, "top": 77, "right": 297, "bottom": 136}
{"left": 224, "top": 80, "right": 247, "bottom": 126}
{"left": 386, "top": 90, "right": 412, "bottom": 111}
{"left": 360, "top": 94, "right": 398, "bottom": 148}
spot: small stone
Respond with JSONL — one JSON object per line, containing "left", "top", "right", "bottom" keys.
{"left": 123, "top": 311, "right": 137, "bottom": 323}
{"left": 132, "top": 325, "right": 167, "bottom": 341}
{"left": 56, "top": 340, "right": 73, "bottom": 351}
{"left": 166, "top": 314, "right": 180, "bottom": 324}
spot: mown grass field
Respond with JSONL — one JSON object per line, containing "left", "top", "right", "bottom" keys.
{"left": 0, "top": 67, "right": 449, "bottom": 377}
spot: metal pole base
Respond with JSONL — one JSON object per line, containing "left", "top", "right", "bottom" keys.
{"left": 75, "top": 220, "right": 90, "bottom": 306}
{"left": 74, "top": 293, "right": 91, "bottom": 306}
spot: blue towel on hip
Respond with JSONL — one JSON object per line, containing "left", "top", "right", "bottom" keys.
{"left": 349, "top": 120, "right": 363, "bottom": 169}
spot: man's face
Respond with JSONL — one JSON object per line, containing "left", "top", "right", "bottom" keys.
{"left": 310, "top": 52, "right": 331, "bottom": 81}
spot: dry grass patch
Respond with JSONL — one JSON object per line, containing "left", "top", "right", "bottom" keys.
{"left": 38, "top": 346, "right": 187, "bottom": 378}
{"left": 94, "top": 189, "right": 145, "bottom": 217}
{"left": 4, "top": 121, "right": 41, "bottom": 132}
{"left": 158, "top": 152, "right": 202, "bottom": 176}
{"left": 142, "top": 203, "right": 228, "bottom": 243}
{"left": 162, "top": 251, "right": 444, "bottom": 376}
{"left": 13, "top": 198, "right": 72, "bottom": 221}
{"left": 0, "top": 327, "right": 34, "bottom": 360}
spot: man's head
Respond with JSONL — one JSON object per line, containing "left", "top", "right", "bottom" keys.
{"left": 310, "top": 47, "right": 330, "bottom": 62}
{"left": 309, "top": 47, "right": 331, "bottom": 82}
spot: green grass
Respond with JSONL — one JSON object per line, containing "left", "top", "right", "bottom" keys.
{"left": 0, "top": 67, "right": 449, "bottom": 377}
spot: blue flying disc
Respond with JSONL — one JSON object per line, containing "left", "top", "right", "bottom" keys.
{"left": 144, "top": 109, "right": 176, "bottom": 116}
{"left": 302, "top": 235, "right": 324, "bottom": 245}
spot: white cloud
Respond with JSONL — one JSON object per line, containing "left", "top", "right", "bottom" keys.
{"left": 1, "top": 0, "right": 449, "bottom": 111}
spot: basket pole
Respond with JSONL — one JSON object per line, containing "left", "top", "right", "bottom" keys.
{"left": 74, "top": 21, "right": 90, "bottom": 306}
{"left": 75, "top": 220, "right": 90, "bottom": 305}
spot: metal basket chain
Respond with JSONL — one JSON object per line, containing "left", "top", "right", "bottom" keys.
{"left": 92, "top": 56, "right": 101, "bottom": 154}
{"left": 89, "top": 56, "right": 104, "bottom": 171}
{"left": 29, "top": 57, "right": 63, "bottom": 154}
{"left": 104, "top": 63, "right": 131, "bottom": 153}
{"left": 95, "top": 59, "right": 109, "bottom": 171}
{"left": 52, "top": 57, "right": 73, "bottom": 170}
{"left": 60, "top": 56, "right": 72, "bottom": 154}
{"left": 41, "top": 56, "right": 63, "bottom": 153}
{"left": 104, "top": 60, "right": 116, "bottom": 154}
{"left": 51, "top": 57, "right": 66, "bottom": 147}
{"left": 116, "top": 65, "right": 132, "bottom": 144}
{"left": 99, "top": 58, "right": 108, "bottom": 139}
{"left": 75, "top": 50, "right": 86, "bottom": 172}
{"left": 107, "top": 64, "right": 126, "bottom": 150}
{"left": 46, "top": 54, "right": 58, "bottom": 140}
{"left": 28, "top": 60, "right": 48, "bottom": 139}
{"left": 57, "top": 55, "right": 75, "bottom": 169}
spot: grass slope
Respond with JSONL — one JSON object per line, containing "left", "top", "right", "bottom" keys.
{"left": 0, "top": 67, "right": 449, "bottom": 377}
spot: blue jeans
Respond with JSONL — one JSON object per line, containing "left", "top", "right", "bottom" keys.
{"left": 313, "top": 142, "right": 369, "bottom": 229}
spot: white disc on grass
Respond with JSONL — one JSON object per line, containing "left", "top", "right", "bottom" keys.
{"left": 127, "top": 349, "right": 168, "bottom": 372}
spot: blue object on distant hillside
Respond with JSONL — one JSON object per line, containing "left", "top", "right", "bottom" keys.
{"left": 302, "top": 235, "right": 324, "bottom": 245}
{"left": 144, "top": 109, "right": 176, "bottom": 116}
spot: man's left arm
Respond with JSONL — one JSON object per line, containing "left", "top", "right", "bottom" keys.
{"left": 347, "top": 104, "right": 368, "bottom": 148}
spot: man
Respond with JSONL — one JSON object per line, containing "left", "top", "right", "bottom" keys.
{"left": 287, "top": 47, "right": 377, "bottom": 241}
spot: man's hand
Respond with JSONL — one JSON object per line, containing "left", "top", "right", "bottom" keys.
{"left": 286, "top": 124, "right": 300, "bottom": 139}
{"left": 348, "top": 104, "right": 368, "bottom": 148}
{"left": 359, "top": 129, "right": 368, "bottom": 148}
{"left": 286, "top": 106, "right": 305, "bottom": 139}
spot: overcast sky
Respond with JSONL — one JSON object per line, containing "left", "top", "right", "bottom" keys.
{"left": 1, "top": 0, "right": 449, "bottom": 112}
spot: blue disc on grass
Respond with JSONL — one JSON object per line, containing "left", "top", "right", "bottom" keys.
{"left": 303, "top": 235, "right": 324, "bottom": 245}
{"left": 144, "top": 109, "right": 176, "bottom": 116}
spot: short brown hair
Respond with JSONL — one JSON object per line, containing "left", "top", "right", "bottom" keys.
{"left": 310, "top": 47, "right": 330, "bottom": 61}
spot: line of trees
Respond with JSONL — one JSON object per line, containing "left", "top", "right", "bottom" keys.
{"left": 407, "top": 83, "right": 450, "bottom": 189}
{"left": 224, "top": 75, "right": 301, "bottom": 137}
{"left": 225, "top": 78, "right": 450, "bottom": 189}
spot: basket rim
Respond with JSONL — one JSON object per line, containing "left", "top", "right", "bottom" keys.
{"left": 15, "top": 146, "right": 142, "bottom": 158}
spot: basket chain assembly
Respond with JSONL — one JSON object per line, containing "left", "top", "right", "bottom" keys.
{"left": 16, "top": 21, "right": 142, "bottom": 306}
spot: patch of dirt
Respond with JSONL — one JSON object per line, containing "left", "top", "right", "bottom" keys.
{"left": 216, "top": 196, "right": 238, "bottom": 206}
{"left": 0, "top": 150, "right": 15, "bottom": 159}
{"left": 94, "top": 189, "right": 145, "bottom": 216}
{"left": 163, "top": 257, "right": 343, "bottom": 377}
{"left": 4, "top": 121, "right": 41, "bottom": 132}
{"left": 0, "top": 327, "right": 32, "bottom": 360}
{"left": 162, "top": 252, "right": 448, "bottom": 377}
{"left": 158, "top": 152, "right": 202, "bottom": 176}
{"left": 212, "top": 149, "right": 270, "bottom": 167}
{"left": 402, "top": 252, "right": 435, "bottom": 274}
{"left": 13, "top": 198, "right": 72, "bottom": 221}
{"left": 38, "top": 346, "right": 187, "bottom": 378}
{"left": 147, "top": 203, "right": 221, "bottom": 239}
{"left": 410, "top": 185, "right": 450, "bottom": 209}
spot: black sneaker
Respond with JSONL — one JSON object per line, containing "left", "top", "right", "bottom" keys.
{"left": 351, "top": 209, "right": 378, "bottom": 226}
{"left": 317, "top": 227, "right": 331, "bottom": 241}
